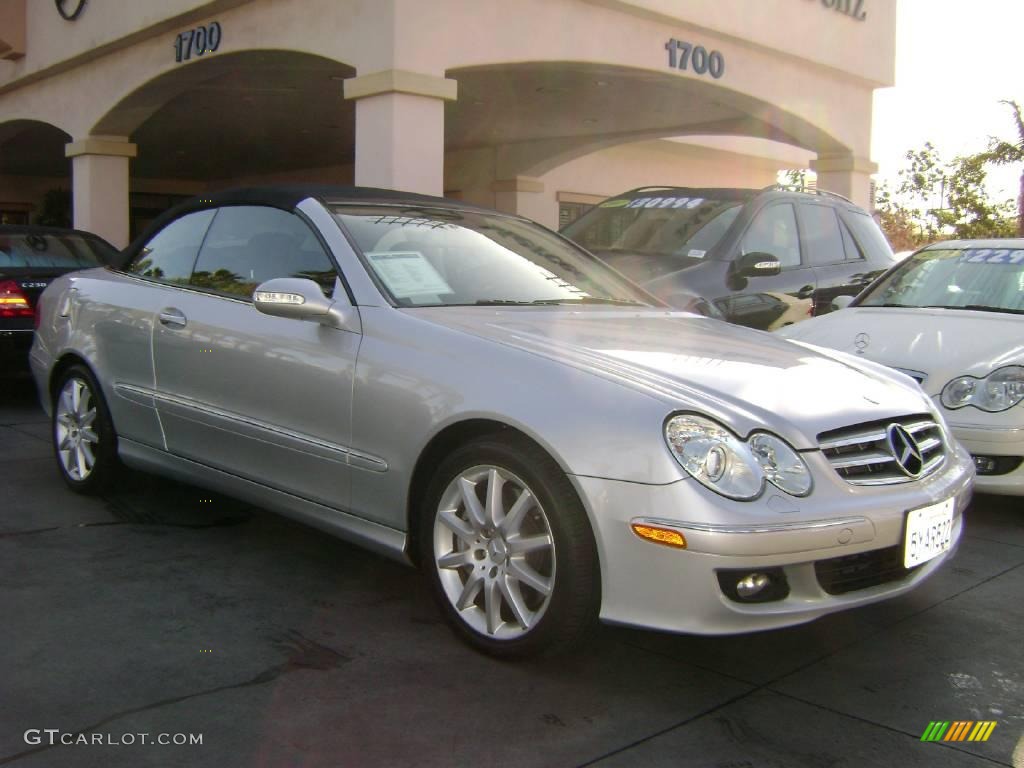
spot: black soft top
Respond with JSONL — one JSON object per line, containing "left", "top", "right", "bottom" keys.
{"left": 121, "top": 184, "right": 493, "bottom": 266}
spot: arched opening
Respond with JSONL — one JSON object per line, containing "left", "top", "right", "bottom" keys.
{"left": 442, "top": 62, "right": 844, "bottom": 228}
{"left": 91, "top": 50, "right": 356, "bottom": 237}
{"left": 0, "top": 120, "right": 72, "bottom": 225}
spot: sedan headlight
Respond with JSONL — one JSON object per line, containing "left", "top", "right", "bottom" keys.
{"left": 665, "top": 415, "right": 812, "bottom": 500}
{"left": 940, "top": 366, "right": 1024, "bottom": 412}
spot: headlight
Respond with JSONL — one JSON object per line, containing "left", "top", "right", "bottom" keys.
{"left": 665, "top": 415, "right": 811, "bottom": 500}
{"left": 749, "top": 433, "right": 813, "bottom": 497}
{"left": 940, "top": 366, "right": 1024, "bottom": 412}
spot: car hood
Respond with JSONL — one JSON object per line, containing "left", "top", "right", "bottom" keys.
{"left": 406, "top": 306, "right": 932, "bottom": 449}
{"left": 777, "top": 307, "right": 1024, "bottom": 394}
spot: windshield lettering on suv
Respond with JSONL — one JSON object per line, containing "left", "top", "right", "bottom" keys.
{"left": 560, "top": 195, "right": 744, "bottom": 259}
{"left": 332, "top": 206, "right": 653, "bottom": 308}
{"left": 859, "top": 247, "right": 1024, "bottom": 314}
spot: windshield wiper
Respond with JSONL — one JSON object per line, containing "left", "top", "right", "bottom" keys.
{"left": 473, "top": 297, "right": 645, "bottom": 307}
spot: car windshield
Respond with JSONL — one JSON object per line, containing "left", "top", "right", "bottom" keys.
{"left": 332, "top": 205, "right": 654, "bottom": 308}
{"left": 561, "top": 194, "right": 745, "bottom": 258}
{"left": 858, "top": 246, "right": 1024, "bottom": 314}
{"left": 0, "top": 232, "right": 115, "bottom": 269}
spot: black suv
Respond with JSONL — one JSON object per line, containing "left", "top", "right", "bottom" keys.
{"left": 561, "top": 186, "right": 895, "bottom": 330}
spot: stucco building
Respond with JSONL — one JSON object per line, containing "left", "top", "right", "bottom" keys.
{"left": 0, "top": 0, "right": 896, "bottom": 247}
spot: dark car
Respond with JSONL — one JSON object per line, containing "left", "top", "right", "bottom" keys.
{"left": 1, "top": 226, "right": 118, "bottom": 365}
{"left": 561, "top": 186, "right": 895, "bottom": 330}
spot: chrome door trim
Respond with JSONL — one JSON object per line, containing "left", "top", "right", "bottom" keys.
{"left": 114, "top": 383, "right": 388, "bottom": 472}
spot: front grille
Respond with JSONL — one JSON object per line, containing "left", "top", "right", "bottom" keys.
{"left": 815, "top": 545, "right": 920, "bottom": 595}
{"left": 819, "top": 415, "right": 945, "bottom": 486}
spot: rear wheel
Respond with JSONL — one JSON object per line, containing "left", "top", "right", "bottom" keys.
{"left": 420, "top": 435, "right": 599, "bottom": 658}
{"left": 53, "top": 364, "right": 119, "bottom": 494}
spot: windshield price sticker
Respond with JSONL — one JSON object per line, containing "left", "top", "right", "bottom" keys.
{"left": 960, "top": 248, "right": 1024, "bottom": 264}
{"left": 626, "top": 197, "right": 705, "bottom": 210}
{"left": 365, "top": 251, "right": 453, "bottom": 299}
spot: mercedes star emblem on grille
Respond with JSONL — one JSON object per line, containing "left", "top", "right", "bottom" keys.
{"left": 887, "top": 423, "right": 924, "bottom": 478}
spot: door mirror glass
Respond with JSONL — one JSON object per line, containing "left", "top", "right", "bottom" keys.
{"left": 734, "top": 251, "right": 782, "bottom": 278}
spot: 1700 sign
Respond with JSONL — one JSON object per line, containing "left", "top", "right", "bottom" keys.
{"left": 664, "top": 38, "right": 725, "bottom": 79}
{"left": 174, "top": 22, "right": 222, "bottom": 63}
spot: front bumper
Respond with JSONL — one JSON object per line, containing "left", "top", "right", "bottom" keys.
{"left": 571, "top": 439, "right": 974, "bottom": 635}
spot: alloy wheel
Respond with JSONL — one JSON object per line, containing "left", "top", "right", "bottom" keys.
{"left": 432, "top": 465, "right": 556, "bottom": 639}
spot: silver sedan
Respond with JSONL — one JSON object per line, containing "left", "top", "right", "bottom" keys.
{"left": 30, "top": 186, "right": 974, "bottom": 657}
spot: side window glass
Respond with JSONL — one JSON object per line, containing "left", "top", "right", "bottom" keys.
{"left": 839, "top": 218, "right": 865, "bottom": 261}
{"left": 127, "top": 210, "right": 216, "bottom": 284}
{"left": 741, "top": 204, "right": 801, "bottom": 269}
{"left": 840, "top": 210, "right": 895, "bottom": 263}
{"left": 801, "top": 205, "right": 846, "bottom": 266}
{"left": 191, "top": 206, "right": 337, "bottom": 299}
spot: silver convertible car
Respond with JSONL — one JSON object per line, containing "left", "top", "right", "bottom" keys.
{"left": 31, "top": 186, "right": 974, "bottom": 657}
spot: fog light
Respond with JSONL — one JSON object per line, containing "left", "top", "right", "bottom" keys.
{"left": 973, "top": 455, "right": 997, "bottom": 475}
{"left": 717, "top": 567, "right": 789, "bottom": 603}
{"left": 735, "top": 573, "right": 770, "bottom": 598}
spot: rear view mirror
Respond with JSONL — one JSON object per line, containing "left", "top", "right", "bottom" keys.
{"left": 734, "top": 251, "right": 782, "bottom": 278}
{"left": 253, "top": 277, "right": 360, "bottom": 332}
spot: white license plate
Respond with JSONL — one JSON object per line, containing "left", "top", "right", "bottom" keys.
{"left": 904, "top": 498, "right": 955, "bottom": 568}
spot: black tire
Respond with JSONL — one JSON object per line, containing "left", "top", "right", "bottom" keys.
{"left": 419, "top": 433, "right": 599, "bottom": 658}
{"left": 52, "top": 364, "right": 120, "bottom": 494}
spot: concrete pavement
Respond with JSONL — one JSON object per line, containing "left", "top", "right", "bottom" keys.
{"left": 1, "top": 373, "right": 1021, "bottom": 767}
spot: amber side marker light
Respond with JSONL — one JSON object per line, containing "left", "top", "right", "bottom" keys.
{"left": 631, "top": 524, "right": 687, "bottom": 549}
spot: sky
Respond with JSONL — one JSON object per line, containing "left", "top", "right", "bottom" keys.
{"left": 872, "top": 0, "right": 1024, "bottom": 202}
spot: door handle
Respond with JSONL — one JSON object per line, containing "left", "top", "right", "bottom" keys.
{"left": 158, "top": 308, "right": 187, "bottom": 329}
{"left": 795, "top": 285, "right": 815, "bottom": 299}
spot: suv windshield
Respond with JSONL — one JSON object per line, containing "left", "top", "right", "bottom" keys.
{"left": 858, "top": 246, "right": 1024, "bottom": 314}
{"left": 333, "top": 206, "right": 654, "bottom": 308}
{"left": 0, "top": 232, "right": 115, "bottom": 269}
{"left": 561, "top": 193, "right": 746, "bottom": 258}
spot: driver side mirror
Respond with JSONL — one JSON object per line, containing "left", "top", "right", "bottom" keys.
{"left": 734, "top": 251, "right": 782, "bottom": 279}
{"left": 253, "top": 277, "right": 360, "bottom": 333}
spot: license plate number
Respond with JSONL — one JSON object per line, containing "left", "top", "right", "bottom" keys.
{"left": 904, "top": 498, "right": 954, "bottom": 568}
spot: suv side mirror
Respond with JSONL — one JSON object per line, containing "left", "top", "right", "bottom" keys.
{"left": 734, "top": 251, "right": 782, "bottom": 279}
{"left": 253, "top": 277, "right": 360, "bottom": 333}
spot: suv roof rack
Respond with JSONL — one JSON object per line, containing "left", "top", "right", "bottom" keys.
{"left": 762, "top": 184, "right": 854, "bottom": 204}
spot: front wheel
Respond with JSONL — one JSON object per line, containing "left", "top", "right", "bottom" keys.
{"left": 420, "top": 435, "right": 599, "bottom": 658}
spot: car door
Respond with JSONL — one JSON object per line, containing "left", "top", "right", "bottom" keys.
{"left": 800, "top": 202, "right": 870, "bottom": 314}
{"left": 150, "top": 205, "right": 360, "bottom": 511}
{"left": 112, "top": 209, "right": 218, "bottom": 449}
{"left": 718, "top": 202, "right": 816, "bottom": 329}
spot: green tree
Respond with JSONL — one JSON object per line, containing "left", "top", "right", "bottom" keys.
{"left": 980, "top": 100, "right": 1024, "bottom": 236}
{"left": 876, "top": 141, "right": 1015, "bottom": 245}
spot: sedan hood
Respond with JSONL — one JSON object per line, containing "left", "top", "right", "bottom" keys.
{"left": 406, "top": 306, "right": 932, "bottom": 449}
{"left": 777, "top": 307, "right": 1024, "bottom": 394}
